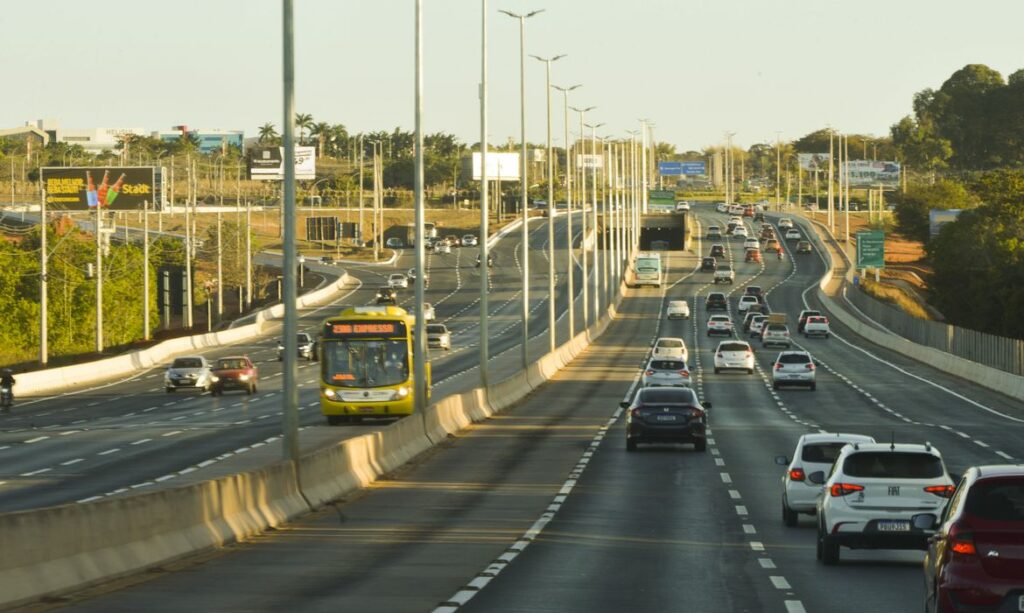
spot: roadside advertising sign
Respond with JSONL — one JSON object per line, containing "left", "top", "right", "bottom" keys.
{"left": 576, "top": 154, "right": 604, "bottom": 169}
{"left": 797, "top": 153, "right": 830, "bottom": 171}
{"left": 471, "top": 152, "right": 520, "bottom": 181}
{"left": 856, "top": 230, "right": 885, "bottom": 268}
{"left": 248, "top": 146, "right": 316, "bottom": 181}
{"left": 41, "top": 167, "right": 155, "bottom": 210}
{"left": 843, "top": 161, "right": 901, "bottom": 187}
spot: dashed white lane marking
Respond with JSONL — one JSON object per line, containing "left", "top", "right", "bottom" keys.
{"left": 61, "top": 458, "right": 84, "bottom": 466}
{"left": 162, "top": 430, "right": 183, "bottom": 437}
{"left": 770, "top": 576, "right": 792, "bottom": 590}
{"left": 759, "top": 558, "right": 776, "bottom": 569}
{"left": 996, "top": 450, "right": 1014, "bottom": 460}
{"left": 21, "top": 467, "right": 52, "bottom": 477}
{"left": 785, "top": 601, "right": 807, "bottom": 613}
{"left": 749, "top": 541, "right": 765, "bottom": 551}
{"left": 720, "top": 472, "right": 732, "bottom": 483}
{"left": 24, "top": 436, "right": 50, "bottom": 444}
{"left": 98, "top": 448, "right": 120, "bottom": 456}
{"left": 131, "top": 438, "right": 152, "bottom": 445}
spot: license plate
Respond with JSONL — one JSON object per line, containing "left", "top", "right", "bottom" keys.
{"left": 877, "top": 520, "right": 911, "bottom": 532}
{"left": 656, "top": 415, "right": 676, "bottom": 422}
{"left": 358, "top": 407, "right": 376, "bottom": 413}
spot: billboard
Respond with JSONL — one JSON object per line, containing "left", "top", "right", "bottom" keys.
{"left": 648, "top": 189, "right": 676, "bottom": 212}
{"left": 576, "top": 154, "right": 604, "bottom": 169}
{"left": 929, "top": 209, "right": 963, "bottom": 238}
{"left": 843, "top": 161, "right": 901, "bottom": 187}
{"left": 797, "top": 153, "right": 830, "bottom": 171}
{"left": 41, "top": 167, "right": 156, "bottom": 210}
{"left": 248, "top": 146, "right": 316, "bottom": 181}
{"left": 306, "top": 216, "right": 338, "bottom": 241}
{"left": 471, "top": 152, "right": 520, "bottom": 181}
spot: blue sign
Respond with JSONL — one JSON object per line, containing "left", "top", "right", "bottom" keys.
{"left": 680, "top": 162, "right": 706, "bottom": 176}
{"left": 658, "top": 162, "right": 684, "bottom": 176}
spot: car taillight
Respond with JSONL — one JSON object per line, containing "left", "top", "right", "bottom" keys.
{"left": 630, "top": 408, "right": 643, "bottom": 419}
{"left": 948, "top": 523, "right": 976, "bottom": 556}
{"left": 688, "top": 407, "right": 704, "bottom": 418}
{"left": 829, "top": 483, "right": 864, "bottom": 497}
{"left": 774, "top": 362, "right": 784, "bottom": 370}
{"left": 924, "top": 485, "right": 955, "bottom": 498}
{"left": 789, "top": 468, "right": 806, "bottom": 482}
{"left": 645, "top": 370, "right": 655, "bottom": 376}
{"left": 806, "top": 363, "right": 815, "bottom": 371}
{"left": 679, "top": 370, "right": 690, "bottom": 377}
{"left": 745, "top": 351, "right": 753, "bottom": 358}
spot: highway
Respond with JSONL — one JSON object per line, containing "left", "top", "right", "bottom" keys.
{"left": 23, "top": 204, "right": 1024, "bottom": 612}
{"left": 0, "top": 213, "right": 597, "bottom": 512}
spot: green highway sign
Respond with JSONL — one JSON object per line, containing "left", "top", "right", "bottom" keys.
{"left": 856, "top": 230, "right": 885, "bottom": 268}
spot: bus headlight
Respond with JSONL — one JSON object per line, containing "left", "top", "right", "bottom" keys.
{"left": 323, "top": 388, "right": 337, "bottom": 399}
{"left": 395, "top": 386, "right": 410, "bottom": 399}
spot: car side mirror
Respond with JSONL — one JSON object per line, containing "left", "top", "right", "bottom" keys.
{"left": 619, "top": 401, "right": 630, "bottom": 409}
{"left": 912, "top": 513, "right": 938, "bottom": 531}
{"left": 774, "top": 455, "right": 789, "bottom": 466}
{"left": 807, "top": 471, "right": 826, "bottom": 485}
{"left": 701, "top": 401, "right": 712, "bottom": 409}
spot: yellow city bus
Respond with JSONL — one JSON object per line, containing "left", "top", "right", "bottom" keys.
{"left": 318, "top": 305, "right": 430, "bottom": 424}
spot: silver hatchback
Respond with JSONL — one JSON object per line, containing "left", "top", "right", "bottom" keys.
{"left": 772, "top": 350, "right": 816, "bottom": 390}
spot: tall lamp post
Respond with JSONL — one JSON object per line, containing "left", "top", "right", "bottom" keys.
{"left": 479, "top": 0, "right": 491, "bottom": 391}
{"left": 531, "top": 54, "right": 565, "bottom": 353}
{"left": 570, "top": 105, "right": 595, "bottom": 329}
{"left": 500, "top": 7, "right": 544, "bottom": 369}
{"left": 552, "top": 84, "right": 580, "bottom": 338}
{"left": 584, "top": 121, "right": 604, "bottom": 324}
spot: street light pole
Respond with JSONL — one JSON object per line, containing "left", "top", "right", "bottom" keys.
{"left": 532, "top": 54, "right": 565, "bottom": 353}
{"left": 571, "top": 105, "right": 595, "bottom": 329}
{"left": 500, "top": 7, "right": 543, "bottom": 369}
{"left": 479, "top": 0, "right": 490, "bottom": 391}
{"left": 552, "top": 84, "right": 580, "bottom": 339}
{"left": 413, "top": 0, "right": 427, "bottom": 415}
{"left": 585, "top": 121, "right": 604, "bottom": 323}
{"left": 281, "top": 0, "right": 300, "bottom": 462}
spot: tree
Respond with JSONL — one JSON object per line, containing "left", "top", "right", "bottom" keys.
{"left": 258, "top": 123, "right": 279, "bottom": 144}
{"left": 890, "top": 116, "right": 953, "bottom": 172}
{"left": 890, "top": 179, "right": 978, "bottom": 243}
{"left": 295, "top": 113, "right": 314, "bottom": 145}
{"left": 309, "top": 122, "right": 332, "bottom": 157}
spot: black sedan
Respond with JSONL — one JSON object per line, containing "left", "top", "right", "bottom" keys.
{"left": 701, "top": 256, "right": 717, "bottom": 272}
{"left": 623, "top": 387, "right": 711, "bottom": 452}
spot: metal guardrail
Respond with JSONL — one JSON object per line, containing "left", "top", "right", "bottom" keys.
{"left": 845, "top": 285, "right": 1024, "bottom": 377}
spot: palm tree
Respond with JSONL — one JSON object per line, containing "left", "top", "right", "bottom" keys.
{"left": 310, "top": 122, "right": 331, "bottom": 157}
{"left": 295, "top": 113, "right": 314, "bottom": 145}
{"left": 258, "top": 123, "right": 279, "bottom": 144}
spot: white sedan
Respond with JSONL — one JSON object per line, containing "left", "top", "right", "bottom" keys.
{"left": 652, "top": 337, "right": 688, "bottom": 363}
{"left": 713, "top": 340, "right": 755, "bottom": 374}
{"left": 462, "top": 235, "right": 478, "bottom": 247}
{"left": 785, "top": 228, "right": 802, "bottom": 241}
{"left": 666, "top": 300, "right": 690, "bottom": 319}
{"left": 732, "top": 225, "right": 748, "bottom": 238}
{"left": 421, "top": 302, "right": 436, "bottom": 322}
{"left": 642, "top": 358, "right": 692, "bottom": 388}
{"left": 706, "top": 315, "right": 733, "bottom": 336}
{"left": 387, "top": 273, "right": 408, "bottom": 289}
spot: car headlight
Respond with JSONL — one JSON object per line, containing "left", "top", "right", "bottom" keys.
{"left": 238, "top": 374, "right": 250, "bottom": 381}
{"left": 323, "top": 388, "right": 336, "bottom": 399}
{"left": 210, "top": 375, "right": 219, "bottom": 382}
{"left": 395, "top": 386, "right": 410, "bottom": 399}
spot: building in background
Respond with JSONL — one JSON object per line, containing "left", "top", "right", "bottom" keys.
{"left": 154, "top": 125, "right": 244, "bottom": 154}
{"left": 29, "top": 118, "right": 145, "bottom": 153}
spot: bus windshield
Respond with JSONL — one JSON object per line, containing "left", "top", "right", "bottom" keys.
{"left": 322, "top": 339, "right": 409, "bottom": 388}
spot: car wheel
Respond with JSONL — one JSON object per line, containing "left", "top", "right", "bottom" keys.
{"left": 825, "top": 333, "right": 831, "bottom": 339}
{"left": 782, "top": 499, "right": 798, "bottom": 527}
{"left": 165, "top": 387, "right": 174, "bottom": 394}
{"left": 626, "top": 437, "right": 637, "bottom": 452}
{"left": 714, "top": 367, "right": 720, "bottom": 374}
{"left": 747, "top": 368, "right": 753, "bottom": 375}
{"left": 773, "top": 382, "right": 779, "bottom": 390}
{"left": 694, "top": 439, "right": 707, "bottom": 452}
{"left": 810, "top": 383, "right": 817, "bottom": 391}
{"left": 821, "top": 532, "right": 840, "bottom": 565}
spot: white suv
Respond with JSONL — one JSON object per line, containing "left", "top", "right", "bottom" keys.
{"left": 803, "top": 315, "right": 830, "bottom": 338}
{"left": 737, "top": 295, "right": 760, "bottom": 313}
{"left": 776, "top": 433, "right": 876, "bottom": 527}
{"left": 713, "top": 340, "right": 754, "bottom": 374}
{"left": 771, "top": 350, "right": 817, "bottom": 390}
{"left": 761, "top": 323, "right": 792, "bottom": 348}
{"left": 816, "top": 443, "right": 955, "bottom": 565}
{"left": 706, "top": 315, "right": 733, "bottom": 337}
{"left": 713, "top": 264, "right": 735, "bottom": 284}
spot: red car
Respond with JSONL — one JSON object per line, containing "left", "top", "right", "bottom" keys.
{"left": 923, "top": 465, "right": 1024, "bottom": 612}
{"left": 211, "top": 355, "right": 259, "bottom": 396}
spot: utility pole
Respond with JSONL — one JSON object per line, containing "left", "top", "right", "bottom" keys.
{"left": 480, "top": 0, "right": 490, "bottom": 390}
{"left": 413, "top": 0, "right": 427, "bottom": 415}
{"left": 143, "top": 200, "right": 150, "bottom": 340}
{"left": 216, "top": 210, "right": 223, "bottom": 320}
{"left": 185, "top": 157, "right": 194, "bottom": 328}
{"left": 245, "top": 199, "right": 252, "bottom": 307}
{"left": 572, "top": 105, "right": 594, "bottom": 329}
{"left": 40, "top": 189, "right": 48, "bottom": 365}
{"left": 95, "top": 184, "right": 104, "bottom": 352}
{"left": 827, "top": 129, "right": 835, "bottom": 232}
{"left": 358, "top": 134, "right": 364, "bottom": 247}
{"left": 281, "top": 0, "right": 300, "bottom": 462}
{"left": 586, "top": 122, "right": 604, "bottom": 322}
{"left": 775, "top": 132, "right": 782, "bottom": 210}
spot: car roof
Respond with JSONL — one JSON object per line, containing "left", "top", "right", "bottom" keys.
{"left": 840, "top": 442, "right": 943, "bottom": 457}
{"left": 656, "top": 336, "right": 684, "bottom": 342}
{"left": 668, "top": 300, "right": 687, "bottom": 305}
{"left": 799, "top": 432, "right": 876, "bottom": 445}
{"left": 967, "top": 465, "right": 1024, "bottom": 479}
{"left": 717, "top": 340, "right": 750, "bottom": 348}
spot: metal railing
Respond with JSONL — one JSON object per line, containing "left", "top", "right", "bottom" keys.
{"left": 845, "top": 285, "right": 1024, "bottom": 377}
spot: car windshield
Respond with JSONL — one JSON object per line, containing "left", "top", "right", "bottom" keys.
{"left": 778, "top": 353, "right": 811, "bottom": 364}
{"left": 649, "top": 360, "right": 685, "bottom": 370}
{"left": 843, "top": 452, "right": 945, "bottom": 479}
{"left": 172, "top": 358, "right": 203, "bottom": 369}
{"left": 801, "top": 442, "right": 851, "bottom": 464}
{"left": 216, "top": 359, "right": 248, "bottom": 370}
{"left": 720, "top": 342, "right": 749, "bottom": 352}
{"left": 639, "top": 387, "right": 698, "bottom": 404}
{"left": 657, "top": 339, "right": 683, "bottom": 348}
{"left": 427, "top": 325, "right": 446, "bottom": 334}
{"left": 322, "top": 339, "right": 408, "bottom": 388}
{"left": 965, "top": 480, "right": 1024, "bottom": 522}
{"left": 710, "top": 316, "right": 730, "bottom": 322}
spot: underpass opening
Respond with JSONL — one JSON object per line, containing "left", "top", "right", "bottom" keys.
{"left": 639, "top": 213, "right": 687, "bottom": 251}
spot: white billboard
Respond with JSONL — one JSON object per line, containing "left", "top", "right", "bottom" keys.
{"left": 797, "top": 153, "right": 830, "bottom": 171}
{"left": 249, "top": 146, "right": 316, "bottom": 181}
{"left": 472, "top": 152, "right": 520, "bottom": 181}
{"left": 843, "top": 161, "right": 901, "bottom": 187}
{"left": 576, "top": 154, "right": 604, "bottom": 169}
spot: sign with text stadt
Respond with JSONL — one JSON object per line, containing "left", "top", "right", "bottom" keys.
{"left": 41, "top": 167, "right": 156, "bottom": 210}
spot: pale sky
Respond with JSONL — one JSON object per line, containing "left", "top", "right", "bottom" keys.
{"left": 4, "top": 1, "right": 1024, "bottom": 151}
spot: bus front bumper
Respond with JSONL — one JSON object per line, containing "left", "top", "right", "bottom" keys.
{"left": 321, "top": 388, "right": 415, "bottom": 417}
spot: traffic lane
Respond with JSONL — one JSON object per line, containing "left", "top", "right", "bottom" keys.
{"left": 66, "top": 282, "right": 666, "bottom": 613}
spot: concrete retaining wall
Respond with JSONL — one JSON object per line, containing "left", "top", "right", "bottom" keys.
{"left": 0, "top": 270, "right": 632, "bottom": 609}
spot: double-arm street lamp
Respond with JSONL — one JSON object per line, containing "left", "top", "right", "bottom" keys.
{"left": 552, "top": 84, "right": 580, "bottom": 338}
{"left": 570, "top": 105, "right": 595, "bottom": 329}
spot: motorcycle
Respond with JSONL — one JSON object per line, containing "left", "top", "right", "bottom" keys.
{"left": 0, "top": 386, "right": 12, "bottom": 411}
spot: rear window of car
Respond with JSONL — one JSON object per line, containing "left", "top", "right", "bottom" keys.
{"left": 807, "top": 317, "right": 827, "bottom": 324}
{"left": 765, "top": 324, "right": 788, "bottom": 332}
{"left": 778, "top": 353, "right": 811, "bottom": 364}
{"left": 708, "top": 293, "right": 725, "bottom": 301}
{"left": 966, "top": 480, "right": 1024, "bottom": 522}
{"left": 657, "top": 339, "right": 683, "bottom": 348}
{"left": 709, "top": 315, "right": 730, "bottom": 322}
{"left": 172, "top": 358, "right": 203, "bottom": 368}
{"left": 427, "top": 325, "right": 446, "bottom": 333}
{"left": 802, "top": 442, "right": 849, "bottom": 464}
{"left": 720, "top": 342, "right": 749, "bottom": 352}
{"left": 740, "top": 296, "right": 757, "bottom": 302}
{"left": 639, "top": 388, "right": 698, "bottom": 405}
{"left": 650, "top": 360, "right": 685, "bottom": 370}
{"left": 843, "top": 452, "right": 944, "bottom": 479}
{"left": 217, "top": 359, "right": 248, "bottom": 370}
{"left": 708, "top": 226, "right": 720, "bottom": 232}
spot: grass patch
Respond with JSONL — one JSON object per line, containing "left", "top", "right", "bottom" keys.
{"left": 860, "top": 277, "right": 932, "bottom": 320}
